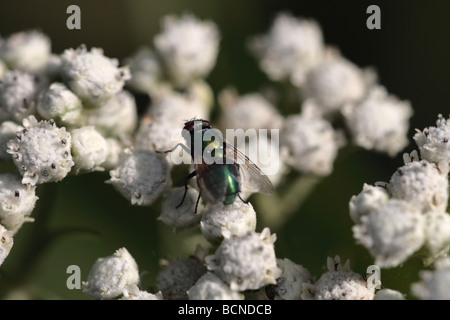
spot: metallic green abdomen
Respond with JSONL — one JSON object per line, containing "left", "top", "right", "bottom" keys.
{"left": 200, "top": 163, "right": 241, "bottom": 205}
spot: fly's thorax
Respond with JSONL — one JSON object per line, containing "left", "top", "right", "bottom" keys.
{"left": 187, "top": 127, "right": 225, "bottom": 165}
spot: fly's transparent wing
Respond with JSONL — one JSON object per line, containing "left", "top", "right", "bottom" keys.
{"left": 224, "top": 142, "right": 274, "bottom": 195}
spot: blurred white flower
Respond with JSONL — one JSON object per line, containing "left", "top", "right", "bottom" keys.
{"left": 343, "top": 86, "right": 413, "bottom": 156}
{"left": 352, "top": 199, "right": 425, "bottom": 268}
{"left": 0, "top": 173, "right": 38, "bottom": 233}
{"left": 134, "top": 91, "right": 209, "bottom": 166}
{"left": 0, "top": 70, "right": 44, "bottom": 122}
{"left": 102, "top": 137, "right": 126, "bottom": 171}
{"left": 70, "top": 126, "right": 108, "bottom": 173}
{"left": 303, "top": 49, "right": 374, "bottom": 114}
{"left": 108, "top": 149, "right": 171, "bottom": 205}
{"left": 82, "top": 248, "right": 140, "bottom": 300}
{"left": 0, "top": 30, "right": 51, "bottom": 73}
{"left": 374, "top": 288, "right": 405, "bottom": 300}
{"left": 412, "top": 257, "right": 450, "bottom": 300}
{"left": 7, "top": 116, "right": 74, "bottom": 185}
{"left": 218, "top": 88, "right": 283, "bottom": 132}
{"left": 84, "top": 90, "right": 138, "bottom": 138}
{"left": 187, "top": 272, "right": 244, "bottom": 300}
{"left": 205, "top": 228, "right": 281, "bottom": 291}
{"left": 302, "top": 256, "right": 374, "bottom": 300}
{"left": 248, "top": 12, "right": 324, "bottom": 86}
{"left": 61, "top": 46, "right": 130, "bottom": 108}
{"left": 280, "top": 107, "right": 342, "bottom": 176}
{"left": 124, "top": 47, "right": 162, "bottom": 94}
{"left": 387, "top": 159, "right": 448, "bottom": 213}
{"left": 414, "top": 114, "right": 450, "bottom": 165}
{"left": 0, "top": 121, "right": 23, "bottom": 161}
{"left": 349, "top": 183, "right": 389, "bottom": 224}
{"left": 37, "top": 82, "right": 83, "bottom": 127}
{"left": 0, "top": 224, "right": 14, "bottom": 267}
{"left": 120, "top": 284, "right": 163, "bottom": 300}
{"left": 154, "top": 13, "right": 220, "bottom": 88}
{"left": 423, "top": 210, "right": 450, "bottom": 256}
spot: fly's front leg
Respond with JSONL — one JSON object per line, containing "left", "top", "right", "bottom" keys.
{"left": 177, "top": 170, "right": 197, "bottom": 208}
{"left": 155, "top": 143, "right": 191, "bottom": 155}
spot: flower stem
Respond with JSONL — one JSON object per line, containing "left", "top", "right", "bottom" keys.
{"left": 255, "top": 175, "right": 321, "bottom": 230}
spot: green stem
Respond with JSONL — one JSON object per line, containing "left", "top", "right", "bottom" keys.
{"left": 255, "top": 175, "right": 321, "bottom": 231}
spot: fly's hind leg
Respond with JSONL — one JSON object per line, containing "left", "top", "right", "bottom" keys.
{"left": 237, "top": 193, "right": 248, "bottom": 205}
{"left": 177, "top": 170, "right": 197, "bottom": 208}
{"left": 194, "top": 191, "right": 202, "bottom": 214}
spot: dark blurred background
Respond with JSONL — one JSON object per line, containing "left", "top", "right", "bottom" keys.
{"left": 0, "top": 0, "right": 449, "bottom": 299}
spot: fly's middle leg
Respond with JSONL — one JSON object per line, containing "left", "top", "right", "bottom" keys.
{"left": 177, "top": 170, "right": 197, "bottom": 209}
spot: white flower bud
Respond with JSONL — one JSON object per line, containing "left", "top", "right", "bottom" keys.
{"left": 102, "top": 138, "right": 125, "bottom": 171}
{"left": 374, "top": 289, "right": 405, "bottom": 300}
{"left": 280, "top": 112, "right": 341, "bottom": 176}
{"left": 154, "top": 13, "right": 220, "bottom": 88}
{"left": 134, "top": 92, "right": 208, "bottom": 161}
{"left": 37, "top": 82, "right": 83, "bottom": 127}
{"left": 156, "top": 257, "right": 206, "bottom": 300}
{"left": 108, "top": 149, "right": 171, "bottom": 205}
{"left": 120, "top": 284, "right": 163, "bottom": 300}
{"left": 200, "top": 201, "right": 256, "bottom": 244}
{"left": 248, "top": 12, "right": 324, "bottom": 86}
{"left": 302, "top": 256, "right": 374, "bottom": 300}
{"left": 187, "top": 272, "right": 244, "bottom": 300}
{"left": 387, "top": 160, "right": 448, "bottom": 213}
{"left": 0, "top": 30, "right": 51, "bottom": 73}
{"left": 265, "top": 258, "right": 312, "bottom": 300}
{"left": 303, "top": 50, "right": 373, "bottom": 114}
{"left": 0, "top": 70, "right": 43, "bottom": 122}
{"left": 205, "top": 228, "right": 281, "bottom": 291}
{"left": 218, "top": 89, "right": 283, "bottom": 132}
{"left": 352, "top": 199, "right": 425, "bottom": 268}
{"left": 83, "top": 248, "right": 140, "bottom": 300}
{"left": 159, "top": 187, "right": 203, "bottom": 229}
{"left": 124, "top": 47, "right": 162, "bottom": 94}
{"left": 349, "top": 183, "right": 389, "bottom": 224}
{"left": 414, "top": 114, "right": 450, "bottom": 165}
{"left": 423, "top": 211, "right": 450, "bottom": 256}
{"left": 0, "top": 121, "right": 23, "bottom": 161}
{"left": 343, "top": 86, "right": 413, "bottom": 157}
{"left": 412, "top": 257, "right": 450, "bottom": 300}
{"left": 0, "top": 224, "right": 14, "bottom": 266}
{"left": 61, "top": 46, "right": 130, "bottom": 108}
{"left": 0, "top": 173, "right": 38, "bottom": 233}
{"left": 71, "top": 126, "right": 108, "bottom": 173}
{"left": 83, "top": 90, "right": 138, "bottom": 138}
{"left": 7, "top": 116, "right": 74, "bottom": 185}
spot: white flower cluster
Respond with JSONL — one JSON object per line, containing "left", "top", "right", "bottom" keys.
{"left": 125, "top": 13, "right": 220, "bottom": 93}
{"left": 350, "top": 115, "right": 450, "bottom": 268}
{"left": 0, "top": 10, "right": 439, "bottom": 301}
{"left": 302, "top": 256, "right": 375, "bottom": 300}
{"left": 83, "top": 247, "right": 163, "bottom": 300}
{"left": 245, "top": 12, "right": 413, "bottom": 182}
{"left": 0, "top": 28, "right": 175, "bottom": 269}
{"left": 412, "top": 257, "right": 450, "bottom": 300}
